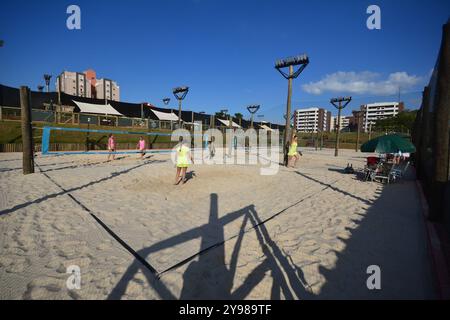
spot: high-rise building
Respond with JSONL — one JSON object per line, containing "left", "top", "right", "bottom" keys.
{"left": 56, "top": 70, "right": 120, "bottom": 101}
{"left": 84, "top": 69, "right": 97, "bottom": 98}
{"left": 361, "top": 102, "right": 404, "bottom": 132}
{"left": 294, "top": 107, "right": 331, "bottom": 133}
{"left": 56, "top": 71, "right": 91, "bottom": 98}
{"left": 95, "top": 78, "right": 120, "bottom": 102}
{"left": 330, "top": 115, "right": 352, "bottom": 132}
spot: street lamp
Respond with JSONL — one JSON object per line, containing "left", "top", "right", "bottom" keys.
{"left": 275, "top": 54, "right": 309, "bottom": 165}
{"left": 330, "top": 96, "right": 352, "bottom": 157}
{"left": 43, "top": 74, "right": 52, "bottom": 93}
{"left": 173, "top": 86, "right": 189, "bottom": 128}
{"left": 247, "top": 104, "right": 260, "bottom": 129}
{"left": 163, "top": 98, "right": 171, "bottom": 105}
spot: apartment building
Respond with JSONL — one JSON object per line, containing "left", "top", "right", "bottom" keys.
{"left": 56, "top": 70, "right": 120, "bottom": 101}
{"left": 294, "top": 107, "right": 331, "bottom": 133}
{"left": 330, "top": 115, "right": 352, "bottom": 132}
{"left": 361, "top": 102, "right": 404, "bottom": 132}
{"left": 56, "top": 71, "right": 91, "bottom": 98}
{"left": 95, "top": 78, "right": 120, "bottom": 102}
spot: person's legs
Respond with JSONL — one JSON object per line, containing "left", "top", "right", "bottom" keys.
{"left": 175, "top": 167, "right": 182, "bottom": 184}
{"left": 287, "top": 156, "right": 293, "bottom": 167}
{"left": 293, "top": 154, "right": 299, "bottom": 167}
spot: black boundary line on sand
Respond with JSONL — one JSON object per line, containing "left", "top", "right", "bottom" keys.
{"left": 156, "top": 179, "right": 340, "bottom": 278}
{"left": 34, "top": 161, "right": 159, "bottom": 276}
{"left": 34, "top": 155, "right": 338, "bottom": 283}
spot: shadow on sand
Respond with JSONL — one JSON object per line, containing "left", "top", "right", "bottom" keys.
{"left": 108, "top": 194, "right": 314, "bottom": 300}
{"left": 108, "top": 169, "right": 436, "bottom": 299}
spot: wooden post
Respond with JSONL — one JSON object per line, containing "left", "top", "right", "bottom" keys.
{"left": 431, "top": 21, "right": 450, "bottom": 220}
{"left": 419, "top": 86, "right": 431, "bottom": 181}
{"left": 284, "top": 65, "right": 294, "bottom": 165}
{"left": 20, "top": 86, "right": 34, "bottom": 174}
{"left": 334, "top": 102, "right": 342, "bottom": 157}
{"left": 320, "top": 130, "right": 324, "bottom": 150}
{"left": 355, "top": 112, "right": 361, "bottom": 152}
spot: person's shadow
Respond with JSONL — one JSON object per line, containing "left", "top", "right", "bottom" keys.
{"left": 108, "top": 194, "right": 314, "bottom": 300}
{"left": 183, "top": 171, "right": 197, "bottom": 183}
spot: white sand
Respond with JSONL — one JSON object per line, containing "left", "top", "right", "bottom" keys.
{"left": 0, "top": 148, "right": 436, "bottom": 299}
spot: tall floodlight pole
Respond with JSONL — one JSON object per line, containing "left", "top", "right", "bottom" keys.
{"left": 247, "top": 104, "right": 260, "bottom": 129}
{"left": 173, "top": 86, "right": 189, "bottom": 128}
{"left": 275, "top": 54, "right": 309, "bottom": 165}
{"left": 220, "top": 109, "right": 228, "bottom": 128}
{"left": 355, "top": 111, "right": 362, "bottom": 152}
{"left": 43, "top": 74, "right": 52, "bottom": 93}
{"left": 163, "top": 98, "right": 171, "bottom": 105}
{"left": 330, "top": 96, "right": 352, "bottom": 157}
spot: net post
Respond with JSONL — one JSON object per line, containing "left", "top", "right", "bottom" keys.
{"left": 20, "top": 86, "right": 34, "bottom": 174}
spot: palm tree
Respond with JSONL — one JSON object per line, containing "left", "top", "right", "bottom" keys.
{"left": 215, "top": 111, "right": 227, "bottom": 118}
{"left": 234, "top": 113, "right": 243, "bottom": 126}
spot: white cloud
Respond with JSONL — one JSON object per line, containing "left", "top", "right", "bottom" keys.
{"left": 302, "top": 71, "right": 422, "bottom": 96}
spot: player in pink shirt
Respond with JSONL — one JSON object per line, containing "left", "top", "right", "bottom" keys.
{"left": 107, "top": 134, "right": 116, "bottom": 161}
{"left": 137, "top": 136, "right": 146, "bottom": 159}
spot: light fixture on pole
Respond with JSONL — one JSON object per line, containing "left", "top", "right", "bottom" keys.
{"left": 275, "top": 54, "right": 309, "bottom": 165}
{"left": 162, "top": 98, "right": 171, "bottom": 105}
{"left": 283, "top": 113, "right": 294, "bottom": 128}
{"left": 43, "top": 74, "right": 52, "bottom": 93}
{"left": 247, "top": 104, "right": 260, "bottom": 129}
{"left": 173, "top": 86, "right": 189, "bottom": 128}
{"left": 330, "top": 96, "right": 352, "bottom": 157}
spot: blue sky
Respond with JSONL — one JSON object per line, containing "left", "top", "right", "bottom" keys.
{"left": 0, "top": 0, "right": 449, "bottom": 123}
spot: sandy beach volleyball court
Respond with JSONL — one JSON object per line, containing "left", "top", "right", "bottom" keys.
{"left": 0, "top": 148, "right": 435, "bottom": 299}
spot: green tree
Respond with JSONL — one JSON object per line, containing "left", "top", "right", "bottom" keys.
{"left": 373, "top": 110, "right": 417, "bottom": 134}
{"left": 215, "top": 111, "right": 227, "bottom": 118}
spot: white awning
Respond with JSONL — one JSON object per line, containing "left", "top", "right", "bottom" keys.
{"left": 73, "top": 100, "right": 123, "bottom": 116}
{"left": 150, "top": 109, "right": 179, "bottom": 121}
{"left": 217, "top": 118, "right": 241, "bottom": 128}
{"left": 184, "top": 122, "right": 202, "bottom": 126}
{"left": 259, "top": 124, "right": 273, "bottom": 131}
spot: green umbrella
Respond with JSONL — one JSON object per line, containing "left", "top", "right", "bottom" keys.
{"left": 361, "top": 134, "right": 416, "bottom": 153}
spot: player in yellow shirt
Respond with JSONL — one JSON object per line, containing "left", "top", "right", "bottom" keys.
{"left": 287, "top": 134, "right": 301, "bottom": 168}
{"left": 175, "top": 136, "right": 194, "bottom": 185}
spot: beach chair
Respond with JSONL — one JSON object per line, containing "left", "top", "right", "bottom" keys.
{"left": 391, "top": 161, "right": 410, "bottom": 180}
{"left": 368, "top": 163, "right": 396, "bottom": 184}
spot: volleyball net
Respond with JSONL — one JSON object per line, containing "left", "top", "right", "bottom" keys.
{"left": 40, "top": 126, "right": 205, "bottom": 156}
